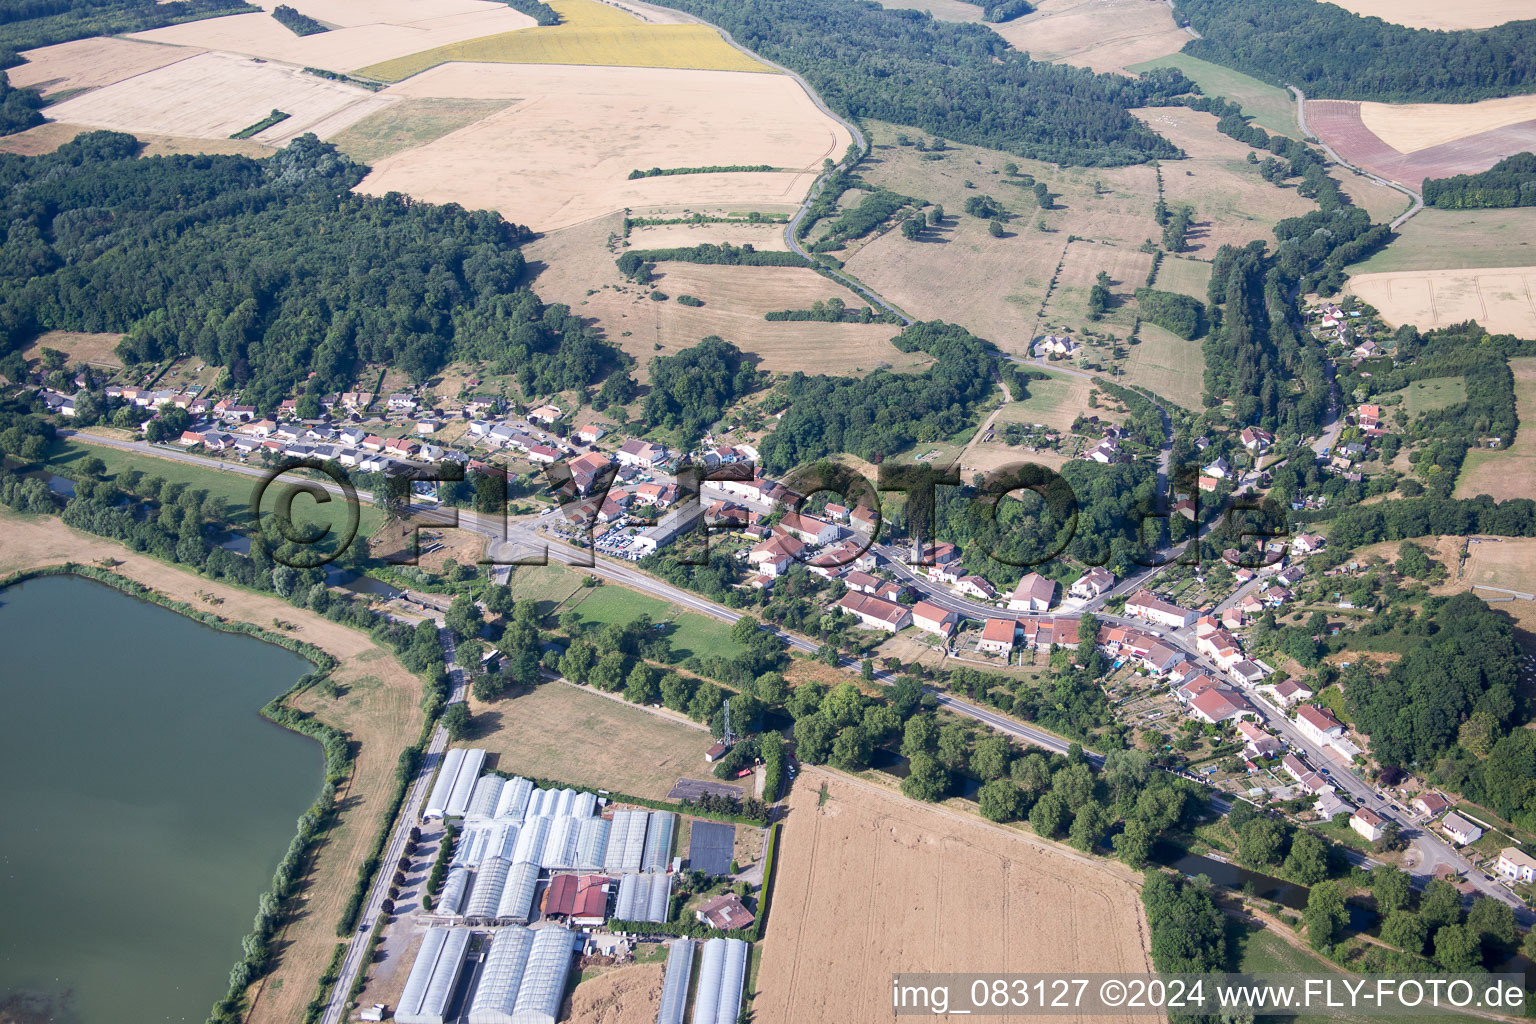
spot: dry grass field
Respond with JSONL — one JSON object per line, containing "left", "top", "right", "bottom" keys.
{"left": 1351, "top": 208, "right": 1536, "bottom": 274}
{"left": 464, "top": 681, "right": 713, "bottom": 799}
{"left": 45, "top": 50, "right": 397, "bottom": 146}
{"left": 0, "top": 120, "right": 277, "bottom": 158}
{"left": 353, "top": 62, "right": 844, "bottom": 230}
{"left": 130, "top": 0, "right": 537, "bottom": 72}
{"left": 1360, "top": 95, "right": 1536, "bottom": 154}
{"left": 0, "top": 512, "right": 426, "bottom": 1024}
{"left": 994, "top": 371, "right": 1106, "bottom": 432}
{"left": 869, "top": 0, "right": 983, "bottom": 20}
{"left": 0, "top": 121, "right": 86, "bottom": 155}
{"left": 569, "top": 962, "right": 665, "bottom": 1024}
{"left": 10, "top": 36, "right": 198, "bottom": 96}
{"left": 20, "top": 330, "right": 123, "bottom": 368}
{"left": 1151, "top": 255, "right": 1213, "bottom": 301}
{"left": 1039, "top": 238, "right": 1154, "bottom": 340}
{"left": 990, "top": 0, "right": 1187, "bottom": 74}
{"left": 1121, "top": 321, "right": 1206, "bottom": 411}
{"left": 1460, "top": 538, "right": 1536, "bottom": 595}
{"left": 1128, "top": 53, "right": 1299, "bottom": 138}
{"left": 1133, "top": 107, "right": 1317, "bottom": 256}
{"left": 756, "top": 771, "right": 1152, "bottom": 1023}
{"left": 625, "top": 219, "right": 792, "bottom": 251}
{"left": 1457, "top": 358, "right": 1536, "bottom": 502}
{"left": 524, "top": 214, "right": 923, "bottom": 378}
{"left": 1331, "top": 162, "right": 1415, "bottom": 224}
{"left": 325, "top": 96, "right": 511, "bottom": 163}
{"left": 1315, "top": 0, "right": 1534, "bottom": 30}
{"left": 1345, "top": 267, "right": 1536, "bottom": 337}
{"left": 358, "top": 0, "right": 765, "bottom": 80}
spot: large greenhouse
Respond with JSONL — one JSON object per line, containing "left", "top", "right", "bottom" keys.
{"left": 613, "top": 871, "right": 671, "bottom": 924}
{"left": 394, "top": 927, "right": 470, "bottom": 1024}
{"left": 657, "top": 939, "right": 695, "bottom": 1024}
{"left": 464, "top": 924, "right": 577, "bottom": 1024}
{"left": 691, "top": 938, "right": 749, "bottom": 1024}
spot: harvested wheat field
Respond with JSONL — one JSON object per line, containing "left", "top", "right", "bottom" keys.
{"left": 1134, "top": 107, "right": 1316, "bottom": 256}
{"left": 991, "top": 0, "right": 1187, "bottom": 73}
{"left": 0, "top": 513, "right": 426, "bottom": 1024}
{"left": 625, "top": 219, "right": 792, "bottom": 251}
{"left": 0, "top": 121, "right": 88, "bottom": 155}
{"left": 1345, "top": 267, "right": 1536, "bottom": 337}
{"left": 1361, "top": 95, "right": 1536, "bottom": 155}
{"left": 359, "top": 0, "right": 765, "bottom": 80}
{"left": 1315, "top": 0, "right": 1534, "bottom": 30}
{"left": 1458, "top": 358, "right": 1536, "bottom": 502}
{"left": 568, "top": 962, "right": 665, "bottom": 1024}
{"left": 131, "top": 0, "right": 537, "bottom": 71}
{"left": 758, "top": 771, "right": 1153, "bottom": 1023}
{"left": 1461, "top": 537, "right": 1536, "bottom": 597}
{"left": 10, "top": 36, "right": 199, "bottom": 97}
{"left": 355, "top": 61, "right": 845, "bottom": 230}
{"left": 1307, "top": 98, "right": 1536, "bottom": 190}
{"left": 527, "top": 217, "right": 920, "bottom": 376}
{"left": 45, "top": 50, "right": 397, "bottom": 146}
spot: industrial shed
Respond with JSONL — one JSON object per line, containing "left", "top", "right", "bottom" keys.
{"left": 691, "top": 938, "right": 748, "bottom": 1024}
{"left": 614, "top": 871, "right": 671, "bottom": 924}
{"left": 395, "top": 927, "right": 470, "bottom": 1024}
{"left": 424, "top": 748, "right": 466, "bottom": 819}
{"left": 657, "top": 939, "right": 695, "bottom": 1024}
{"left": 641, "top": 812, "right": 676, "bottom": 873}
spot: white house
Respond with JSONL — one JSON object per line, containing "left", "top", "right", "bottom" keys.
{"left": 1203, "top": 456, "right": 1230, "bottom": 479}
{"left": 616, "top": 438, "right": 667, "bottom": 469}
{"left": 1496, "top": 846, "right": 1536, "bottom": 882}
{"left": 777, "top": 512, "right": 838, "bottom": 546}
{"left": 836, "top": 591, "right": 911, "bottom": 633}
{"left": 1069, "top": 567, "right": 1115, "bottom": 600}
{"left": 1350, "top": 807, "right": 1386, "bottom": 843}
{"left": 1442, "top": 812, "right": 1483, "bottom": 847}
{"left": 911, "top": 601, "right": 958, "bottom": 638}
{"left": 1125, "top": 589, "right": 1198, "bottom": 629}
{"left": 1008, "top": 572, "right": 1055, "bottom": 612}
{"left": 1294, "top": 704, "right": 1346, "bottom": 746}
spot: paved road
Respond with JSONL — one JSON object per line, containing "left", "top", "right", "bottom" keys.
{"left": 1289, "top": 85, "right": 1424, "bottom": 230}
{"left": 318, "top": 626, "right": 467, "bottom": 1024}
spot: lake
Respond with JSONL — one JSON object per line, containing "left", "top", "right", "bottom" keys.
{"left": 0, "top": 574, "right": 322, "bottom": 1024}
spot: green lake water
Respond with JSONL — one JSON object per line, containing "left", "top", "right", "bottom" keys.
{"left": 0, "top": 574, "right": 322, "bottom": 1023}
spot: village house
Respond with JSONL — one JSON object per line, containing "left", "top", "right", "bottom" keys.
{"left": 526, "top": 404, "right": 562, "bottom": 424}
{"left": 1203, "top": 456, "right": 1230, "bottom": 479}
{"left": 1442, "top": 813, "right": 1484, "bottom": 847}
{"left": 574, "top": 424, "right": 607, "bottom": 445}
{"left": 1350, "top": 807, "right": 1386, "bottom": 843}
{"left": 1240, "top": 426, "right": 1274, "bottom": 453}
{"left": 911, "top": 601, "right": 959, "bottom": 638}
{"left": 1125, "top": 589, "right": 1198, "bottom": 629}
{"left": 1294, "top": 704, "right": 1346, "bottom": 746}
{"left": 616, "top": 438, "right": 667, "bottom": 469}
{"left": 749, "top": 533, "right": 805, "bottom": 577}
{"left": 1069, "top": 567, "right": 1115, "bottom": 601}
{"left": 1008, "top": 572, "right": 1056, "bottom": 612}
{"left": 1496, "top": 847, "right": 1536, "bottom": 883}
{"left": 977, "top": 618, "right": 1018, "bottom": 655}
{"left": 955, "top": 575, "right": 997, "bottom": 601}
{"left": 777, "top": 511, "right": 838, "bottom": 546}
{"left": 1236, "top": 720, "right": 1282, "bottom": 757}
{"left": 1412, "top": 792, "right": 1450, "bottom": 819}
{"left": 836, "top": 591, "right": 911, "bottom": 633}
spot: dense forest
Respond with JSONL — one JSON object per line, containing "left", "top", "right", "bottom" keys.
{"left": 953, "top": 0, "right": 1032, "bottom": 23}
{"left": 1173, "top": 0, "right": 1536, "bottom": 103}
{"left": 270, "top": 3, "right": 325, "bottom": 35}
{"left": 0, "top": 71, "right": 45, "bottom": 136}
{"left": 645, "top": 0, "right": 1194, "bottom": 166}
{"left": 1345, "top": 593, "right": 1521, "bottom": 771}
{"left": 0, "top": 0, "right": 253, "bottom": 58}
{"left": 503, "top": 0, "right": 559, "bottom": 25}
{"left": 1423, "top": 153, "right": 1536, "bottom": 210}
{"left": 0, "top": 132, "right": 623, "bottom": 412}
{"left": 643, "top": 337, "right": 762, "bottom": 445}
{"left": 758, "top": 320, "right": 996, "bottom": 471}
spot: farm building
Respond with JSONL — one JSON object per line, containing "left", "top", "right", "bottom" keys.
{"left": 658, "top": 939, "right": 696, "bottom": 1024}
{"left": 396, "top": 927, "right": 470, "bottom": 1024}
{"left": 465, "top": 924, "right": 577, "bottom": 1024}
{"left": 835, "top": 591, "right": 911, "bottom": 632}
{"left": 425, "top": 748, "right": 465, "bottom": 818}
{"left": 695, "top": 892, "right": 755, "bottom": 931}
{"left": 692, "top": 937, "right": 749, "bottom": 1024}
{"left": 422, "top": 747, "right": 488, "bottom": 819}
{"left": 542, "top": 873, "right": 611, "bottom": 926}
{"left": 614, "top": 870, "right": 673, "bottom": 924}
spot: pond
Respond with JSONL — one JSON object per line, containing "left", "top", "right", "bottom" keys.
{"left": 0, "top": 574, "right": 322, "bottom": 1024}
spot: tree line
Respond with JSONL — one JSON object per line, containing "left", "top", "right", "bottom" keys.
{"left": 0, "top": 71, "right": 44, "bottom": 136}
{"left": 0, "top": 131, "right": 626, "bottom": 413}
{"left": 645, "top": 0, "right": 1197, "bottom": 166}
{"left": 1423, "top": 152, "right": 1536, "bottom": 209}
{"left": 503, "top": 0, "right": 559, "bottom": 25}
{"left": 1174, "top": 0, "right": 1536, "bottom": 103}
{"left": 628, "top": 164, "right": 772, "bottom": 179}
{"left": 764, "top": 297, "right": 903, "bottom": 324}
{"left": 271, "top": 3, "right": 324, "bottom": 35}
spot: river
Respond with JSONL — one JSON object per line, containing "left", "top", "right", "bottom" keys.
{"left": 0, "top": 574, "right": 322, "bottom": 1024}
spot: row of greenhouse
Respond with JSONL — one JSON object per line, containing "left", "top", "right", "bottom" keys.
{"left": 394, "top": 924, "right": 577, "bottom": 1024}
{"left": 395, "top": 928, "right": 746, "bottom": 1024}
{"left": 451, "top": 807, "right": 676, "bottom": 875}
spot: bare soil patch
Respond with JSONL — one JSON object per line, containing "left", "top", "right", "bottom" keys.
{"left": 1307, "top": 98, "right": 1536, "bottom": 190}
{"left": 524, "top": 214, "right": 920, "bottom": 378}
{"left": 568, "top": 962, "right": 665, "bottom": 1024}
{"left": 757, "top": 770, "right": 1152, "bottom": 1022}
{"left": 45, "top": 50, "right": 398, "bottom": 146}
{"left": 992, "top": 0, "right": 1187, "bottom": 74}
{"left": 10, "top": 36, "right": 199, "bottom": 97}
{"left": 0, "top": 512, "right": 425, "bottom": 1024}
{"left": 1360, "top": 95, "right": 1536, "bottom": 155}
{"left": 130, "top": 0, "right": 537, "bottom": 72}
{"left": 1314, "top": 0, "right": 1534, "bottom": 30}
{"left": 355, "top": 62, "right": 844, "bottom": 231}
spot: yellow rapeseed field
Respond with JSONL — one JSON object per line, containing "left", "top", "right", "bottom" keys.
{"left": 359, "top": 0, "right": 770, "bottom": 81}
